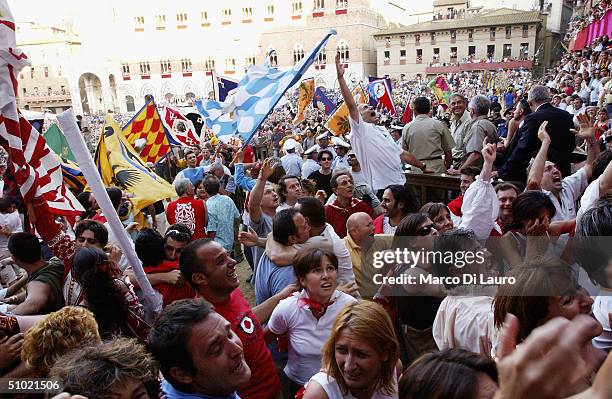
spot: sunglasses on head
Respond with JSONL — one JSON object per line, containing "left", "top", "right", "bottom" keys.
{"left": 417, "top": 224, "right": 436, "bottom": 236}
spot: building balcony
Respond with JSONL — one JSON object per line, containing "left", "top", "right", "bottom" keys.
{"left": 425, "top": 60, "right": 533, "bottom": 74}
{"left": 22, "top": 93, "right": 71, "bottom": 102}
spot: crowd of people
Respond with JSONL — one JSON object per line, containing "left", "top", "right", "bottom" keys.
{"left": 2, "top": 6, "right": 612, "bottom": 397}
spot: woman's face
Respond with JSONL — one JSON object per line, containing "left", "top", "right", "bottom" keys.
{"left": 195, "top": 183, "right": 207, "bottom": 200}
{"left": 334, "top": 328, "right": 385, "bottom": 392}
{"left": 598, "top": 110, "right": 609, "bottom": 122}
{"left": 299, "top": 256, "right": 337, "bottom": 303}
{"left": 432, "top": 208, "right": 453, "bottom": 234}
{"left": 547, "top": 287, "right": 593, "bottom": 322}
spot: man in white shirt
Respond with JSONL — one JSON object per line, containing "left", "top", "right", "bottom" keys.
{"left": 336, "top": 54, "right": 413, "bottom": 196}
{"left": 280, "top": 138, "right": 302, "bottom": 177}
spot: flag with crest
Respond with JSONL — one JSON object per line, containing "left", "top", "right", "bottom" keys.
{"left": 122, "top": 97, "right": 171, "bottom": 164}
{"left": 95, "top": 117, "right": 175, "bottom": 213}
{"left": 313, "top": 87, "right": 335, "bottom": 116}
{"left": 164, "top": 106, "right": 200, "bottom": 148}
{"left": 293, "top": 78, "right": 314, "bottom": 125}
{"left": 0, "top": 0, "right": 83, "bottom": 216}
{"left": 325, "top": 84, "right": 368, "bottom": 136}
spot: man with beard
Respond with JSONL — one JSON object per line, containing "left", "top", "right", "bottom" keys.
{"left": 373, "top": 184, "right": 418, "bottom": 234}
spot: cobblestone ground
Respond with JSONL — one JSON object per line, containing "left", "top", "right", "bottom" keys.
{"left": 236, "top": 259, "right": 256, "bottom": 306}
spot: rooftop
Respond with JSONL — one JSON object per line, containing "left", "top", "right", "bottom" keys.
{"left": 433, "top": 0, "right": 468, "bottom": 6}
{"left": 375, "top": 8, "right": 542, "bottom": 36}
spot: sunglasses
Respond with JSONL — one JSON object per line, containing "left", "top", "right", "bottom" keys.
{"left": 320, "top": 157, "right": 333, "bottom": 161}
{"left": 417, "top": 224, "right": 436, "bottom": 236}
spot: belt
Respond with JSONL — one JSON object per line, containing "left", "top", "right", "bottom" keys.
{"left": 419, "top": 156, "right": 442, "bottom": 161}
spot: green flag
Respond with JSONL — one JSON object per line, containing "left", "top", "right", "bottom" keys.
{"left": 44, "top": 123, "right": 75, "bottom": 162}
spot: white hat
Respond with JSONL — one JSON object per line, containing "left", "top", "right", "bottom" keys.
{"left": 316, "top": 131, "right": 329, "bottom": 141}
{"left": 331, "top": 137, "right": 350, "bottom": 148}
{"left": 304, "top": 145, "right": 318, "bottom": 155}
{"left": 283, "top": 138, "right": 298, "bottom": 151}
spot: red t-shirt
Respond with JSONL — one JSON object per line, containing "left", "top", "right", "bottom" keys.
{"left": 144, "top": 260, "right": 196, "bottom": 307}
{"left": 325, "top": 198, "right": 374, "bottom": 238}
{"left": 165, "top": 197, "right": 208, "bottom": 240}
{"left": 213, "top": 289, "right": 281, "bottom": 399}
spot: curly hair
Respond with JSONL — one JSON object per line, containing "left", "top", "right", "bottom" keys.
{"left": 72, "top": 247, "right": 129, "bottom": 339}
{"left": 21, "top": 307, "right": 101, "bottom": 376}
{"left": 50, "top": 337, "right": 160, "bottom": 399}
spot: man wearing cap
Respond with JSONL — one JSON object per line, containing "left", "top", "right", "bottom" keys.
{"left": 331, "top": 137, "right": 351, "bottom": 171}
{"left": 315, "top": 131, "right": 337, "bottom": 159}
{"left": 280, "top": 139, "right": 302, "bottom": 177}
{"left": 301, "top": 145, "right": 320, "bottom": 180}
{"left": 402, "top": 96, "right": 454, "bottom": 173}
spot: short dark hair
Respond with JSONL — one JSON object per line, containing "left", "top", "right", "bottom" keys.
{"left": 0, "top": 198, "right": 13, "bottom": 213}
{"left": 399, "top": 349, "right": 498, "bottom": 399}
{"left": 203, "top": 175, "right": 220, "bottom": 196}
{"left": 135, "top": 228, "right": 166, "bottom": 267}
{"left": 297, "top": 196, "right": 326, "bottom": 227}
{"left": 106, "top": 187, "right": 123, "bottom": 210}
{"left": 8, "top": 232, "right": 41, "bottom": 263}
{"left": 77, "top": 192, "right": 93, "bottom": 210}
{"left": 386, "top": 184, "right": 419, "bottom": 216}
{"left": 393, "top": 213, "right": 429, "bottom": 248}
{"left": 420, "top": 202, "right": 450, "bottom": 223}
{"left": 317, "top": 150, "right": 333, "bottom": 162}
{"left": 592, "top": 150, "right": 612, "bottom": 181}
{"left": 574, "top": 199, "right": 612, "bottom": 286}
{"left": 511, "top": 191, "right": 556, "bottom": 229}
{"left": 165, "top": 224, "right": 192, "bottom": 243}
{"left": 459, "top": 166, "right": 481, "bottom": 179}
{"left": 273, "top": 208, "right": 300, "bottom": 246}
{"left": 413, "top": 96, "right": 431, "bottom": 115}
{"left": 494, "top": 182, "right": 520, "bottom": 195}
{"left": 293, "top": 248, "right": 338, "bottom": 284}
{"left": 75, "top": 220, "right": 109, "bottom": 247}
{"left": 179, "top": 238, "right": 213, "bottom": 287}
{"left": 147, "top": 299, "right": 214, "bottom": 391}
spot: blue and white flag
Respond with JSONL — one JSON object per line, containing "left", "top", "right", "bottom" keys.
{"left": 211, "top": 70, "right": 239, "bottom": 102}
{"left": 196, "top": 29, "right": 336, "bottom": 142}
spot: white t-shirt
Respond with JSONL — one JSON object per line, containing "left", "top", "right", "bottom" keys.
{"left": 542, "top": 168, "right": 588, "bottom": 222}
{"left": 592, "top": 295, "right": 612, "bottom": 351}
{"left": 349, "top": 114, "right": 405, "bottom": 191}
{"left": 321, "top": 224, "right": 356, "bottom": 289}
{"left": 307, "top": 371, "right": 398, "bottom": 399}
{"left": 268, "top": 290, "right": 357, "bottom": 385}
{"left": 577, "top": 176, "right": 601, "bottom": 223}
{"left": 0, "top": 211, "right": 21, "bottom": 253}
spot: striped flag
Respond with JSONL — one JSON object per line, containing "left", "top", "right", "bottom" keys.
{"left": 123, "top": 97, "right": 171, "bottom": 164}
{"left": 0, "top": 1, "right": 83, "bottom": 216}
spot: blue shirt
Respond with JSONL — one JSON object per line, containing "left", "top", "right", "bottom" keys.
{"left": 176, "top": 167, "right": 205, "bottom": 185}
{"left": 234, "top": 163, "right": 255, "bottom": 191}
{"left": 254, "top": 253, "right": 296, "bottom": 305}
{"left": 161, "top": 380, "right": 241, "bottom": 399}
{"left": 206, "top": 194, "right": 240, "bottom": 252}
{"left": 281, "top": 153, "right": 302, "bottom": 177}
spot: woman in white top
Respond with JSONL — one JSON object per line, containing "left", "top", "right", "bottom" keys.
{"left": 266, "top": 249, "right": 356, "bottom": 396}
{"left": 303, "top": 301, "right": 401, "bottom": 399}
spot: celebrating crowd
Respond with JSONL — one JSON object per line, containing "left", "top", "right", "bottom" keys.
{"left": 2, "top": 12, "right": 612, "bottom": 399}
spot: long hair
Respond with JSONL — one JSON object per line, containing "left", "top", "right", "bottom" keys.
{"left": 321, "top": 301, "right": 399, "bottom": 396}
{"left": 72, "top": 247, "right": 129, "bottom": 338}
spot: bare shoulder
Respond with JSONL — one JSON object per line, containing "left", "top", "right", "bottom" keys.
{"left": 302, "top": 380, "right": 330, "bottom": 399}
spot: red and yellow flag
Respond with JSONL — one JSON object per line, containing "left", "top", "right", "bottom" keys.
{"left": 293, "top": 78, "right": 315, "bottom": 125}
{"left": 123, "top": 97, "right": 170, "bottom": 164}
{"left": 325, "top": 85, "right": 368, "bottom": 136}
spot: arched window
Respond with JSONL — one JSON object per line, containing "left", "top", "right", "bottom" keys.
{"left": 337, "top": 40, "right": 349, "bottom": 63}
{"left": 293, "top": 43, "right": 304, "bottom": 65}
{"left": 314, "top": 0, "right": 325, "bottom": 11}
{"left": 268, "top": 48, "right": 278, "bottom": 67}
{"left": 316, "top": 47, "right": 327, "bottom": 65}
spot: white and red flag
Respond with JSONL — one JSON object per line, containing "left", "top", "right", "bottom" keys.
{"left": 164, "top": 106, "right": 201, "bottom": 148}
{"left": 0, "top": 1, "right": 83, "bottom": 215}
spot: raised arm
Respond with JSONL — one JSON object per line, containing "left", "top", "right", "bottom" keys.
{"left": 335, "top": 53, "right": 359, "bottom": 122}
{"left": 526, "top": 121, "right": 550, "bottom": 191}
{"left": 574, "top": 113, "right": 600, "bottom": 180}
{"left": 248, "top": 158, "right": 275, "bottom": 224}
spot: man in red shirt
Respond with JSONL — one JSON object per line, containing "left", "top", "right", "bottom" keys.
{"left": 166, "top": 178, "right": 208, "bottom": 240}
{"left": 325, "top": 172, "right": 373, "bottom": 238}
{"left": 180, "top": 239, "right": 297, "bottom": 399}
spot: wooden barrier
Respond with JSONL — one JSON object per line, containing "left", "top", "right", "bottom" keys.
{"left": 405, "top": 171, "right": 461, "bottom": 204}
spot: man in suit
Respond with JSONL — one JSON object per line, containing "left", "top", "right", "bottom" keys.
{"left": 498, "top": 85, "right": 575, "bottom": 182}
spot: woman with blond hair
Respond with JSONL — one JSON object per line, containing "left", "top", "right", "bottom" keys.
{"left": 303, "top": 301, "right": 401, "bottom": 399}
{"left": 21, "top": 306, "right": 101, "bottom": 377}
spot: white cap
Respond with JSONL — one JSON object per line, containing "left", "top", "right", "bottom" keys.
{"left": 304, "top": 145, "right": 318, "bottom": 155}
{"left": 331, "top": 137, "right": 350, "bottom": 148}
{"left": 283, "top": 138, "right": 298, "bottom": 151}
{"left": 316, "top": 131, "right": 329, "bottom": 141}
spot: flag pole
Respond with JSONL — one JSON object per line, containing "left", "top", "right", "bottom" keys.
{"left": 57, "top": 109, "right": 162, "bottom": 321}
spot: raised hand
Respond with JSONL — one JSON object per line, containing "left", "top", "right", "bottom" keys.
{"left": 537, "top": 120, "right": 551, "bottom": 144}
{"left": 574, "top": 113, "right": 596, "bottom": 140}
{"left": 335, "top": 53, "right": 344, "bottom": 78}
{"left": 258, "top": 158, "right": 277, "bottom": 180}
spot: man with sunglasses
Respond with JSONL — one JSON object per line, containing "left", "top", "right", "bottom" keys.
{"left": 307, "top": 149, "right": 335, "bottom": 198}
